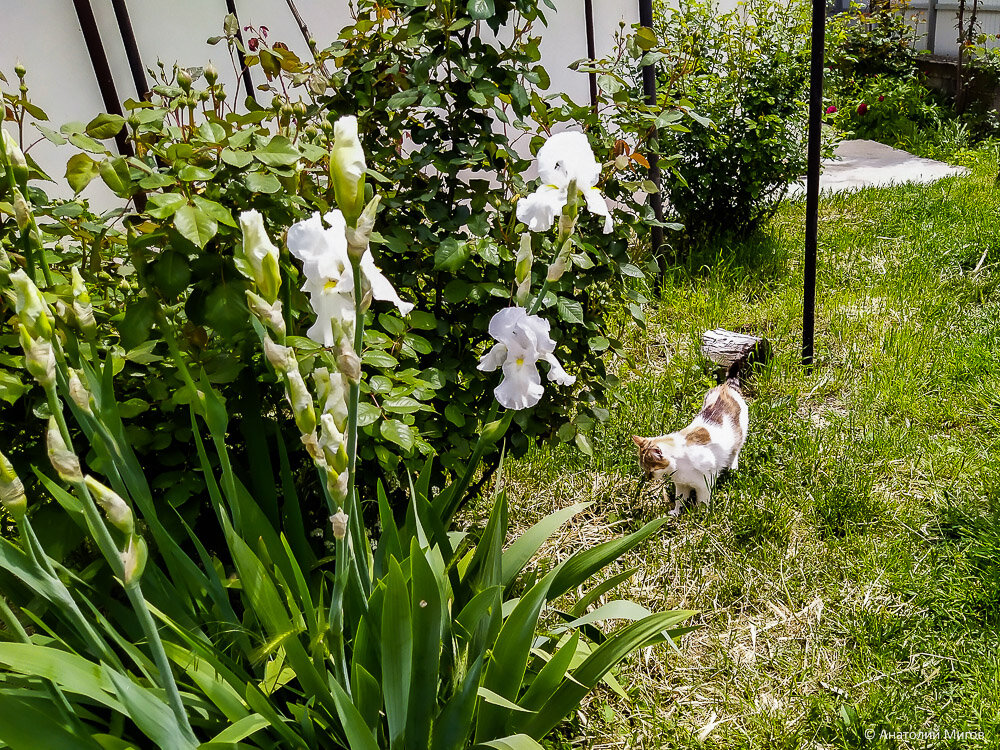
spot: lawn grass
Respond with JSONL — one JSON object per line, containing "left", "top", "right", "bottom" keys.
{"left": 499, "top": 148, "right": 1000, "bottom": 748}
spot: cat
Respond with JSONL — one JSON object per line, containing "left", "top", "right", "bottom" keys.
{"left": 633, "top": 364, "right": 748, "bottom": 516}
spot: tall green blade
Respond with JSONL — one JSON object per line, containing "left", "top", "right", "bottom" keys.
{"left": 431, "top": 655, "right": 483, "bottom": 750}
{"left": 500, "top": 501, "right": 591, "bottom": 589}
{"left": 474, "top": 569, "right": 556, "bottom": 742}
{"left": 547, "top": 518, "right": 666, "bottom": 602}
{"left": 406, "top": 539, "right": 444, "bottom": 748}
{"left": 0, "top": 693, "right": 102, "bottom": 749}
{"left": 517, "top": 611, "right": 696, "bottom": 738}
{"left": 382, "top": 558, "right": 412, "bottom": 749}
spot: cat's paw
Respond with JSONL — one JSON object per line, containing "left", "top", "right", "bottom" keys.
{"left": 668, "top": 506, "right": 682, "bottom": 518}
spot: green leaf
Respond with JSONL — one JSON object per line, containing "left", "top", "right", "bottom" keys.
{"left": 253, "top": 135, "right": 300, "bottom": 167}
{"left": 555, "top": 297, "right": 584, "bottom": 324}
{"left": 357, "top": 401, "right": 381, "bottom": 427}
{"left": 173, "top": 204, "right": 218, "bottom": 248}
{"left": 547, "top": 519, "right": 666, "bottom": 603}
{"left": 383, "top": 396, "right": 422, "bottom": 414}
{"left": 635, "top": 26, "right": 658, "bottom": 51}
{"left": 85, "top": 113, "right": 126, "bottom": 139}
{"left": 151, "top": 251, "right": 192, "bottom": 297}
{"left": 0, "top": 694, "right": 102, "bottom": 749}
{"left": 33, "top": 123, "right": 67, "bottom": 145}
{"left": 382, "top": 558, "right": 412, "bottom": 749}
{"left": 177, "top": 163, "right": 214, "bottom": 181}
{"left": 381, "top": 419, "right": 416, "bottom": 451}
{"left": 386, "top": 89, "right": 420, "bottom": 109}
{"left": 192, "top": 195, "right": 237, "bottom": 227}
{"left": 434, "top": 238, "right": 472, "bottom": 272}
{"left": 407, "top": 539, "right": 444, "bottom": 744}
{"left": 476, "top": 568, "right": 556, "bottom": 742}
{"left": 105, "top": 667, "right": 196, "bottom": 750}
{"left": 120, "top": 297, "right": 157, "bottom": 351}
{"left": 330, "top": 677, "right": 380, "bottom": 750}
{"left": 245, "top": 171, "right": 282, "bottom": 193}
{"left": 467, "top": 0, "right": 496, "bottom": 20}
{"left": 99, "top": 157, "right": 133, "bottom": 196}
{"left": 0, "top": 643, "right": 122, "bottom": 712}
{"left": 619, "top": 263, "right": 644, "bottom": 278}
{"left": 569, "top": 567, "right": 639, "bottom": 617}
{"left": 221, "top": 147, "right": 253, "bottom": 168}
{"left": 517, "top": 631, "right": 580, "bottom": 711}
{"left": 203, "top": 281, "right": 248, "bottom": 337}
{"left": 518, "top": 612, "right": 697, "bottom": 739}
{"left": 207, "top": 714, "right": 269, "bottom": 743}
{"left": 501, "top": 501, "right": 592, "bottom": 588}
{"left": 431, "top": 655, "right": 483, "bottom": 750}
{"left": 481, "top": 737, "right": 545, "bottom": 750}
{"left": 444, "top": 403, "right": 466, "bottom": 427}
{"left": 0, "top": 369, "right": 26, "bottom": 404}
{"left": 146, "top": 192, "right": 186, "bottom": 218}
{"left": 477, "top": 688, "right": 534, "bottom": 713}
{"left": 65, "top": 152, "right": 101, "bottom": 194}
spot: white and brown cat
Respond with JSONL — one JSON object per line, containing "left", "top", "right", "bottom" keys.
{"left": 633, "top": 367, "right": 748, "bottom": 516}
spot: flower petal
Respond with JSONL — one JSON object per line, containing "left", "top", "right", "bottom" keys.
{"left": 495, "top": 358, "right": 544, "bottom": 410}
{"left": 487, "top": 306, "right": 529, "bottom": 341}
{"left": 478, "top": 342, "right": 508, "bottom": 372}
{"left": 582, "top": 187, "right": 613, "bottom": 234}
{"left": 516, "top": 185, "right": 565, "bottom": 233}
{"left": 360, "top": 252, "right": 414, "bottom": 315}
{"left": 543, "top": 352, "right": 576, "bottom": 386}
{"left": 537, "top": 131, "right": 601, "bottom": 189}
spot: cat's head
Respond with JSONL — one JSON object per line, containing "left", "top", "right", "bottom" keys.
{"left": 632, "top": 435, "right": 675, "bottom": 479}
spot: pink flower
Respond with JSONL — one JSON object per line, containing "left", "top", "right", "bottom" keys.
{"left": 248, "top": 37, "right": 259, "bottom": 52}
{"left": 857, "top": 102, "right": 868, "bottom": 115}
{"left": 825, "top": 105, "right": 837, "bottom": 115}
{"left": 878, "top": 95, "right": 884, "bottom": 102}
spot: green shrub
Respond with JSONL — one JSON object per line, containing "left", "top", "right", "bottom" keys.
{"left": 0, "top": 0, "right": 678, "bottom": 530}
{"left": 651, "top": 0, "right": 813, "bottom": 242}
{"left": 825, "top": 2, "right": 920, "bottom": 85}
{"left": 827, "top": 73, "right": 946, "bottom": 148}
{"left": 0, "top": 96, "right": 694, "bottom": 747}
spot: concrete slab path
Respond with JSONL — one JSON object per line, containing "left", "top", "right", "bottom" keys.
{"left": 787, "top": 138, "right": 969, "bottom": 197}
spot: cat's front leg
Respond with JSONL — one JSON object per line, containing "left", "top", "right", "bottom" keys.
{"left": 668, "top": 485, "right": 693, "bottom": 517}
{"left": 694, "top": 483, "right": 711, "bottom": 510}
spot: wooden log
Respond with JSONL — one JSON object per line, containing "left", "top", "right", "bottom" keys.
{"left": 701, "top": 329, "right": 771, "bottom": 379}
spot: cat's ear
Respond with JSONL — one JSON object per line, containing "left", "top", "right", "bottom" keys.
{"left": 631, "top": 435, "right": 646, "bottom": 447}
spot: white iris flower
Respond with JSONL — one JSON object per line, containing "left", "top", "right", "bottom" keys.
{"left": 516, "top": 131, "right": 612, "bottom": 234}
{"left": 286, "top": 209, "right": 413, "bottom": 347}
{"left": 478, "top": 306, "right": 575, "bottom": 410}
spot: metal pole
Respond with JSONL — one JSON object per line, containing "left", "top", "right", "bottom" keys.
{"left": 110, "top": 0, "right": 150, "bottom": 100}
{"left": 927, "top": 0, "right": 938, "bottom": 54}
{"left": 803, "top": 0, "right": 825, "bottom": 370}
{"left": 72, "top": 0, "right": 133, "bottom": 158}
{"left": 226, "top": 0, "right": 258, "bottom": 105}
{"left": 584, "top": 0, "right": 598, "bottom": 109}
{"left": 638, "top": 0, "right": 665, "bottom": 260}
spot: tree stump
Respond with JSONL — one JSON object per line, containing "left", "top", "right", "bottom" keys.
{"left": 701, "top": 329, "right": 771, "bottom": 383}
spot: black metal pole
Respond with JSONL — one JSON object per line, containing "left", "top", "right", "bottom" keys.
{"left": 226, "top": 0, "right": 258, "bottom": 105}
{"left": 638, "top": 0, "right": 665, "bottom": 261}
{"left": 110, "top": 0, "right": 149, "bottom": 100}
{"left": 803, "top": 0, "right": 825, "bottom": 370}
{"left": 584, "top": 0, "right": 598, "bottom": 110}
{"left": 72, "top": 0, "right": 133, "bottom": 158}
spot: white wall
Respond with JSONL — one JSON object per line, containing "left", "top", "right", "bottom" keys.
{"left": 0, "top": 0, "right": 638, "bottom": 204}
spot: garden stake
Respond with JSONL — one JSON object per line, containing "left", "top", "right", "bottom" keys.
{"left": 802, "top": 0, "right": 825, "bottom": 371}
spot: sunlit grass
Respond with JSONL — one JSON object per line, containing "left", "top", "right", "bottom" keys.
{"left": 504, "top": 149, "right": 1000, "bottom": 748}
